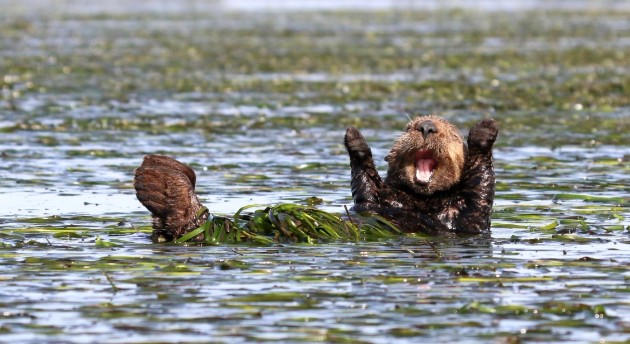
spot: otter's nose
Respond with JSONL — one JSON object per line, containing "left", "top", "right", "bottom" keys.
{"left": 417, "top": 120, "right": 438, "bottom": 139}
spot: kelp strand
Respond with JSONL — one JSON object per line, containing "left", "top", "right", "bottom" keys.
{"left": 174, "top": 203, "right": 401, "bottom": 244}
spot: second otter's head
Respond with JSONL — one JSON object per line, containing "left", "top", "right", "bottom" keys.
{"left": 385, "top": 115, "right": 465, "bottom": 195}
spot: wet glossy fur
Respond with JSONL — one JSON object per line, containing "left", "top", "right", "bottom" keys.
{"left": 344, "top": 116, "right": 498, "bottom": 235}
{"left": 385, "top": 115, "right": 465, "bottom": 195}
{"left": 134, "top": 117, "right": 497, "bottom": 239}
{"left": 134, "top": 155, "right": 209, "bottom": 241}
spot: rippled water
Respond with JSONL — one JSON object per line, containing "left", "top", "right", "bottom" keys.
{"left": 1, "top": 2, "right": 629, "bottom": 343}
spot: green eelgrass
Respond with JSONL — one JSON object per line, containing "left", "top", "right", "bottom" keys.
{"left": 174, "top": 203, "right": 402, "bottom": 244}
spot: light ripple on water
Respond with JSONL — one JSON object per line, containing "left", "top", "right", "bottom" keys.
{"left": 1, "top": 4, "right": 629, "bottom": 343}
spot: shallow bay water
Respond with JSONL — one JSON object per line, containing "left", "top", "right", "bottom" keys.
{"left": 1, "top": 1, "right": 629, "bottom": 343}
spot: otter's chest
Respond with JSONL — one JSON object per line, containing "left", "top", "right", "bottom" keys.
{"left": 383, "top": 190, "right": 462, "bottom": 228}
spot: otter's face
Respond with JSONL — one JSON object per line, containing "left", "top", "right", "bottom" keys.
{"left": 385, "top": 115, "right": 465, "bottom": 195}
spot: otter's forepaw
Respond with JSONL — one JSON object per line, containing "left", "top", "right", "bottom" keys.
{"left": 134, "top": 155, "right": 207, "bottom": 241}
{"left": 468, "top": 118, "right": 498, "bottom": 153}
{"left": 344, "top": 127, "right": 372, "bottom": 161}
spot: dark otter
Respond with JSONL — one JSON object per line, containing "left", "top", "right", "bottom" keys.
{"left": 134, "top": 116, "right": 497, "bottom": 241}
{"left": 344, "top": 115, "right": 498, "bottom": 235}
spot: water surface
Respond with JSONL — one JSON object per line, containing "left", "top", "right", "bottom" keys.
{"left": 1, "top": 2, "right": 629, "bottom": 343}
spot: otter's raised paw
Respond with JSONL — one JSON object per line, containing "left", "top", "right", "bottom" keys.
{"left": 344, "top": 127, "right": 372, "bottom": 161}
{"left": 467, "top": 118, "right": 498, "bottom": 153}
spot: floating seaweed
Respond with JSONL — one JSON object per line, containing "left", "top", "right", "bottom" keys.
{"left": 172, "top": 203, "right": 403, "bottom": 244}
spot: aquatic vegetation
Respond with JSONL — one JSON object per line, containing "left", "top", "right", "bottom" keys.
{"left": 171, "top": 203, "right": 402, "bottom": 245}
{"left": 0, "top": 2, "right": 629, "bottom": 343}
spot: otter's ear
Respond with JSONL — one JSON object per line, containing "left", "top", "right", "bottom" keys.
{"left": 384, "top": 148, "right": 397, "bottom": 162}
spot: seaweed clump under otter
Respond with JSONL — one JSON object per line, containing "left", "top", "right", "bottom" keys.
{"left": 134, "top": 116, "right": 498, "bottom": 243}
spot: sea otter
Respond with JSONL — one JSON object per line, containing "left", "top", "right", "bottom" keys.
{"left": 345, "top": 116, "right": 498, "bottom": 235}
{"left": 134, "top": 116, "right": 497, "bottom": 241}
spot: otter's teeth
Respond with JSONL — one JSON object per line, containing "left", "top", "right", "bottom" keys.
{"left": 415, "top": 159, "right": 436, "bottom": 183}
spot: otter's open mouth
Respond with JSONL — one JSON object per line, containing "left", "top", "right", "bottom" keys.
{"left": 414, "top": 150, "right": 437, "bottom": 184}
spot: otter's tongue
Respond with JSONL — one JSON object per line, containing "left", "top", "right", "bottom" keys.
{"left": 415, "top": 150, "right": 437, "bottom": 183}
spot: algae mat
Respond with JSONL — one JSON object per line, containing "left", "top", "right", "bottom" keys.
{"left": 1, "top": 2, "right": 629, "bottom": 343}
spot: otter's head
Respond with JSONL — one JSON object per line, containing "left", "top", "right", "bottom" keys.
{"left": 385, "top": 115, "right": 465, "bottom": 195}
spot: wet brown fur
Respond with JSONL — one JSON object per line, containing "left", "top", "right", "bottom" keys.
{"left": 134, "top": 155, "right": 208, "bottom": 241}
{"left": 345, "top": 116, "right": 498, "bottom": 235}
{"left": 385, "top": 115, "right": 465, "bottom": 195}
{"left": 133, "top": 116, "right": 497, "bottom": 240}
